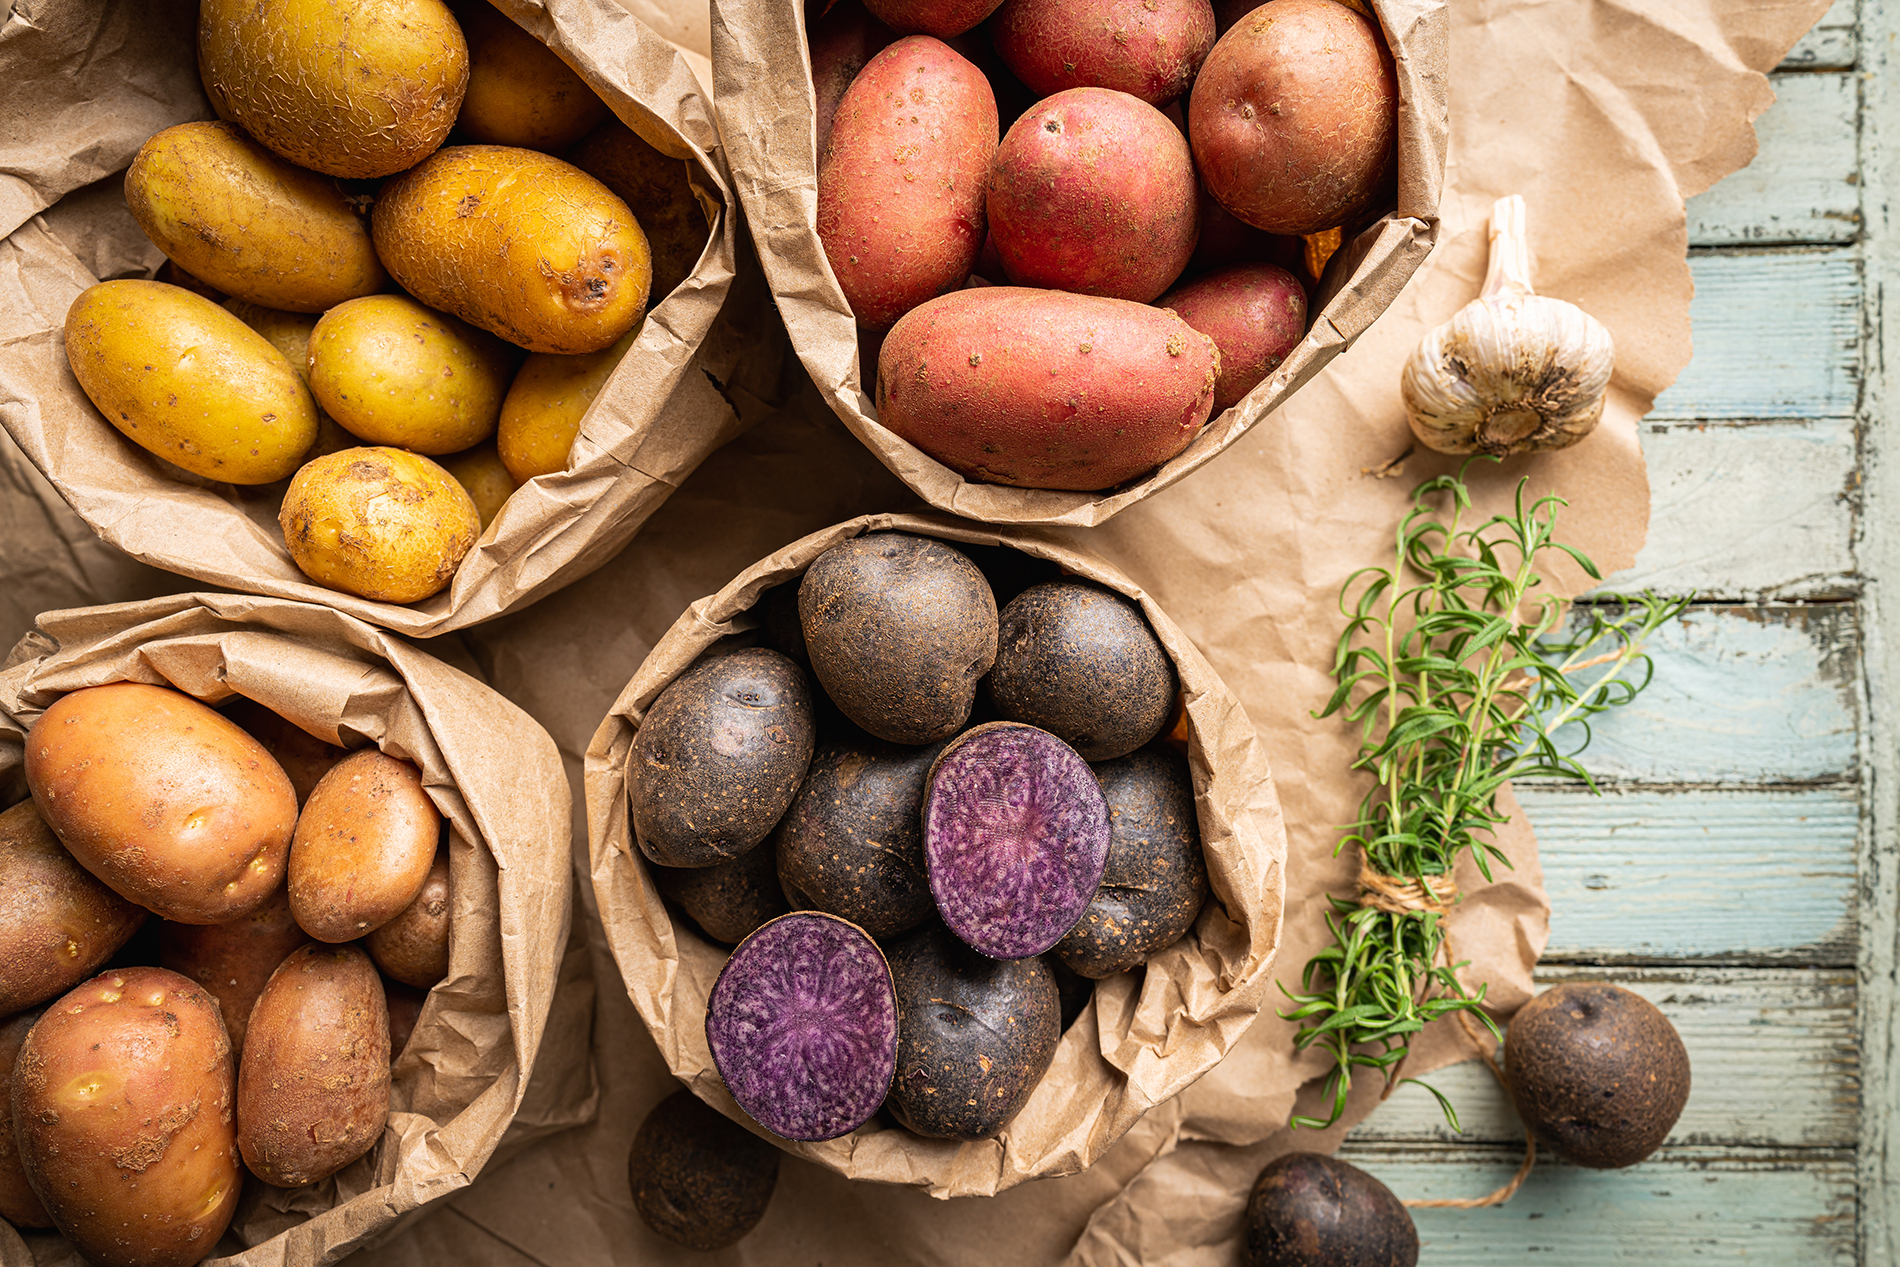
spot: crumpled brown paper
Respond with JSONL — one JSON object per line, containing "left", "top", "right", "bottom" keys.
{"left": 0, "top": 593, "right": 590, "bottom": 1267}
{"left": 708, "top": 0, "right": 1448, "bottom": 526}
{"left": 584, "top": 511, "right": 1287, "bottom": 1197}
{"left": 0, "top": 0, "right": 777, "bottom": 638}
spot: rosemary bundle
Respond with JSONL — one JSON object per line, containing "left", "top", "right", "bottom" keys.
{"left": 1284, "top": 463, "right": 1687, "bottom": 1131}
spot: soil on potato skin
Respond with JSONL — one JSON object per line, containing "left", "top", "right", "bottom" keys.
{"left": 629, "top": 1089, "right": 780, "bottom": 1251}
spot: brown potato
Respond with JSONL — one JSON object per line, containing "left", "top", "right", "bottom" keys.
{"left": 457, "top": 1, "right": 609, "bottom": 150}
{"left": 0, "top": 1012, "right": 52, "bottom": 1229}
{"left": 0, "top": 799, "right": 148, "bottom": 1014}
{"left": 384, "top": 978, "right": 429, "bottom": 1060}
{"left": 568, "top": 120, "right": 711, "bottom": 305}
{"left": 158, "top": 885, "right": 310, "bottom": 1054}
{"left": 222, "top": 697, "right": 347, "bottom": 807}
{"left": 13, "top": 968, "right": 240, "bottom": 1267}
{"left": 290, "top": 750, "right": 442, "bottom": 943}
{"left": 365, "top": 847, "right": 451, "bottom": 987}
{"left": 237, "top": 943, "right": 390, "bottom": 1187}
{"left": 24, "top": 682, "right": 297, "bottom": 924}
{"left": 279, "top": 446, "right": 483, "bottom": 603}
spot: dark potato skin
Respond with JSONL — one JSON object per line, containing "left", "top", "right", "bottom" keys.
{"left": 773, "top": 739, "right": 941, "bottom": 939}
{"left": 798, "top": 532, "right": 998, "bottom": 745}
{"left": 365, "top": 847, "right": 452, "bottom": 987}
{"left": 0, "top": 1012, "right": 52, "bottom": 1229}
{"left": 629, "top": 1089, "right": 779, "bottom": 1250}
{"left": 1504, "top": 982, "right": 1691, "bottom": 1168}
{"left": 989, "top": 579, "right": 1178, "bottom": 761}
{"left": 238, "top": 943, "right": 391, "bottom": 1188}
{"left": 630, "top": 648, "right": 816, "bottom": 868}
{"left": 860, "top": 0, "right": 1004, "bottom": 39}
{"left": 1244, "top": 1152, "right": 1418, "bottom": 1267}
{"left": 384, "top": 979, "right": 429, "bottom": 1061}
{"left": 0, "top": 798, "right": 148, "bottom": 1015}
{"left": 652, "top": 840, "right": 790, "bottom": 945}
{"left": 1055, "top": 745, "right": 1208, "bottom": 977}
{"left": 885, "top": 923, "right": 1061, "bottom": 1140}
{"left": 13, "top": 968, "right": 241, "bottom": 1267}
{"left": 158, "top": 883, "right": 310, "bottom": 1054}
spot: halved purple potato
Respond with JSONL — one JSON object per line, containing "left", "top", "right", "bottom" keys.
{"left": 705, "top": 912, "right": 898, "bottom": 1141}
{"left": 923, "top": 722, "right": 1111, "bottom": 959}
{"left": 652, "top": 841, "right": 790, "bottom": 945}
{"left": 1056, "top": 745, "right": 1208, "bottom": 977}
{"left": 629, "top": 648, "right": 816, "bottom": 868}
{"left": 797, "top": 532, "right": 999, "bottom": 745}
{"left": 988, "top": 579, "right": 1178, "bottom": 761}
{"left": 628, "top": 1089, "right": 780, "bottom": 1250}
{"left": 885, "top": 923, "right": 1061, "bottom": 1140}
{"left": 773, "top": 739, "right": 943, "bottom": 939}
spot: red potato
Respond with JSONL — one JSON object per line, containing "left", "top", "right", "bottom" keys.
{"left": 1191, "top": 187, "right": 1305, "bottom": 274}
{"left": 818, "top": 36, "right": 998, "bottom": 330}
{"left": 1160, "top": 262, "right": 1307, "bottom": 409}
{"left": 1188, "top": 0, "right": 1398, "bottom": 235}
{"left": 861, "top": 0, "right": 1004, "bottom": 38}
{"left": 809, "top": 0, "right": 897, "bottom": 153}
{"left": 990, "top": 0, "right": 1216, "bottom": 106}
{"left": 988, "top": 88, "right": 1199, "bottom": 302}
{"left": 877, "top": 286, "right": 1219, "bottom": 490}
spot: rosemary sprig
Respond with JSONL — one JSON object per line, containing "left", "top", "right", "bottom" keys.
{"left": 1283, "top": 460, "right": 1689, "bottom": 1131}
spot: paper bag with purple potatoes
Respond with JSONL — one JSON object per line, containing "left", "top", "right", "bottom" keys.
{"left": 0, "top": 594, "right": 588, "bottom": 1267}
{"left": 587, "top": 512, "right": 1286, "bottom": 1210}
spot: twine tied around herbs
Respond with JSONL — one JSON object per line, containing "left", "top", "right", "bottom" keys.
{"left": 1354, "top": 863, "right": 1537, "bottom": 1209}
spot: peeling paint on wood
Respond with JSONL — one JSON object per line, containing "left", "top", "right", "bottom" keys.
{"left": 1780, "top": 0, "right": 1858, "bottom": 70}
{"left": 1687, "top": 73, "right": 1859, "bottom": 246}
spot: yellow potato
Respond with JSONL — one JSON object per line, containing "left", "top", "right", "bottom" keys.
{"left": 568, "top": 119, "right": 712, "bottom": 304}
{"left": 279, "top": 446, "right": 481, "bottom": 603}
{"left": 224, "top": 300, "right": 318, "bottom": 385}
{"left": 458, "top": 2, "right": 609, "bottom": 150}
{"left": 126, "top": 121, "right": 386, "bottom": 313}
{"left": 64, "top": 280, "right": 318, "bottom": 485}
{"left": 308, "top": 294, "right": 515, "bottom": 455}
{"left": 438, "top": 441, "right": 519, "bottom": 527}
{"left": 373, "top": 145, "right": 651, "bottom": 354}
{"left": 199, "top": 0, "right": 468, "bottom": 179}
{"left": 496, "top": 325, "right": 638, "bottom": 482}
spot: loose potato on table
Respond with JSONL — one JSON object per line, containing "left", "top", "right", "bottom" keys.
{"left": 199, "top": 0, "right": 469, "bottom": 179}
{"left": 238, "top": 943, "right": 391, "bottom": 1188}
{"left": 13, "top": 967, "right": 241, "bottom": 1267}
{"left": 64, "top": 280, "right": 318, "bottom": 485}
{"left": 0, "top": 798, "right": 148, "bottom": 1014}
{"left": 279, "top": 446, "right": 482, "bottom": 602}
{"left": 24, "top": 681, "right": 297, "bottom": 925}
{"left": 125, "top": 121, "right": 386, "bottom": 313}
{"left": 373, "top": 145, "right": 652, "bottom": 354}
{"left": 290, "top": 749, "right": 442, "bottom": 943}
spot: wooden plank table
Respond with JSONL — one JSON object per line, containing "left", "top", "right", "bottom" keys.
{"left": 1333, "top": 0, "right": 1899, "bottom": 1258}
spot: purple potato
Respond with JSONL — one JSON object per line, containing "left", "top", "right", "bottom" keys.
{"left": 705, "top": 912, "right": 898, "bottom": 1141}
{"left": 798, "top": 533, "right": 999, "bottom": 745}
{"left": 1055, "top": 745, "right": 1208, "bottom": 977}
{"left": 628, "top": 1089, "right": 780, "bottom": 1250}
{"left": 629, "top": 648, "right": 816, "bottom": 868}
{"left": 885, "top": 923, "right": 1060, "bottom": 1140}
{"left": 652, "top": 842, "right": 791, "bottom": 945}
{"left": 988, "top": 579, "right": 1177, "bottom": 761}
{"left": 1244, "top": 1152, "right": 1418, "bottom": 1267}
{"left": 923, "top": 722, "right": 1111, "bottom": 959}
{"left": 773, "top": 739, "right": 942, "bottom": 939}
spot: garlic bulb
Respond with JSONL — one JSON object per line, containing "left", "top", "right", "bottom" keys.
{"left": 1401, "top": 195, "right": 1614, "bottom": 456}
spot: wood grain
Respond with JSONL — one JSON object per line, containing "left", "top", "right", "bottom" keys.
{"left": 1687, "top": 73, "right": 1859, "bottom": 246}
{"left": 1781, "top": 0, "right": 1858, "bottom": 70}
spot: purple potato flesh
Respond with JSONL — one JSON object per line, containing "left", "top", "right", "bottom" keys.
{"left": 705, "top": 912, "right": 898, "bottom": 1141}
{"left": 924, "top": 722, "right": 1111, "bottom": 959}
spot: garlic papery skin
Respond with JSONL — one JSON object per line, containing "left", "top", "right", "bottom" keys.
{"left": 1401, "top": 195, "right": 1615, "bottom": 456}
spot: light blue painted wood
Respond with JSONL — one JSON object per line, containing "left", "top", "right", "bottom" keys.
{"left": 1781, "top": 0, "right": 1857, "bottom": 70}
{"left": 1523, "top": 784, "right": 1858, "bottom": 962}
{"left": 1351, "top": 967, "right": 1858, "bottom": 1147}
{"left": 1606, "top": 417, "right": 1857, "bottom": 600}
{"left": 1335, "top": 1145, "right": 1856, "bottom": 1263}
{"left": 1687, "top": 73, "right": 1859, "bottom": 246}
{"left": 1539, "top": 603, "right": 1859, "bottom": 785}
{"left": 1649, "top": 250, "right": 1860, "bottom": 421}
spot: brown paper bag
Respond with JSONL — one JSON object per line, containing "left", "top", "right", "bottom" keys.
{"left": 0, "top": 593, "right": 590, "bottom": 1266}
{"left": 0, "top": 0, "right": 774, "bottom": 638}
{"left": 708, "top": 0, "right": 1447, "bottom": 526}
{"left": 584, "top": 510, "right": 1288, "bottom": 1197}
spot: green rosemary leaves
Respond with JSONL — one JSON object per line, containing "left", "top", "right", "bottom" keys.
{"left": 1284, "top": 462, "right": 1687, "bottom": 1131}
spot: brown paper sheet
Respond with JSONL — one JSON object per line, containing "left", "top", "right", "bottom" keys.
{"left": 0, "top": 593, "right": 589, "bottom": 1267}
{"left": 709, "top": 0, "right": 1448, "bottom": 526}
{"left": 0, "top": 0, "right": 779, "bottom": 638}
{"left": 584, "top": 511, "right": 1288, "bottom": 1197}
